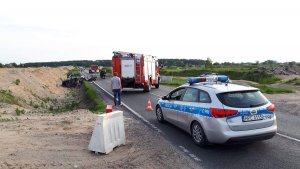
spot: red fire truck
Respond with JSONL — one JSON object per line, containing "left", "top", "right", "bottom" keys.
{"left": 112, "top": 51, "right": 160, "bottom": 92}
{"left": 89, "top": 65, "right": 100, "bottom": 74}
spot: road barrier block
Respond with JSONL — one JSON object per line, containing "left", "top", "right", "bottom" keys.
{"left": 88, "top": 111, "right": 126, "bottom": 154}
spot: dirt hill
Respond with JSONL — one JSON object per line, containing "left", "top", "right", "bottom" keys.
{"left": 0, "top": 67, "right": 73, "bottom": 114}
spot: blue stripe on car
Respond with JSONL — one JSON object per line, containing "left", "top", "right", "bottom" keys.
{"left": 159, "top": 101, "right": 213, "bottom": 118}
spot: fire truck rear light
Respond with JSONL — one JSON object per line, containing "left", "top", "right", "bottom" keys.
{"left": 267, "top": 104, "right": 275, "bottom": 112}
{"left": 210, "top": 108, "right": 238, "bottom": 118}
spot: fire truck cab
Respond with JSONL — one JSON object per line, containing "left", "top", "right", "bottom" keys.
{"left": 112, "top": 51, "right": 160, "bottom": 92}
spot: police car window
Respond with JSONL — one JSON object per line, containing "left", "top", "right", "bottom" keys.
{"left": 199, "top": 90, "right": 211, "bottom": 103}
{"left": 217, "top": 90, "right": 268, "bottom": 108}
{"left": 182, "top": 88, "right": 198, "bottom": 102}
{"left": 170, "top": 88, "right": 186, "bottom": 101}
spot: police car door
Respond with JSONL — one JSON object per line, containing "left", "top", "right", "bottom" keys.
{"left": 177, "top": 87, "right": 199, "bottom": 131}
{"left": 165, "top": 87, "right": 186, "bottom": 124}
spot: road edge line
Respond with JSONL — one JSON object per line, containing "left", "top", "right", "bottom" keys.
{"left": 277, "top": 133, "right": 300, "bottom": 143}
{"left": 92, "top": 81, "right": 162, "bottom": 133}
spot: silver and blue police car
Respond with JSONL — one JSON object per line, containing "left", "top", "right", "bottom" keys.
{"left": 155, "top": 75, "right": 277, "bottom": 146}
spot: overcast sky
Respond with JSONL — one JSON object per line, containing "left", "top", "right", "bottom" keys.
{"left": 0, "top": 0, "right": 300, "bottom": 64}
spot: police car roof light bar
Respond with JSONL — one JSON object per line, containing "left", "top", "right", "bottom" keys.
{"left": 187, "top": 75, "right": 229, "bottom": 85}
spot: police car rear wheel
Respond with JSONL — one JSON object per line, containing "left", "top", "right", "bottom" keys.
{"left": 156, "top": 107, "right": 164, "bottom": 123}
{"left": 191, "top": 122, "right": 207, "bottom": 146}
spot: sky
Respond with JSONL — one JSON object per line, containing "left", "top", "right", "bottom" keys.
{"left": 0, "top": 0, "right": 300, "bottom": 64}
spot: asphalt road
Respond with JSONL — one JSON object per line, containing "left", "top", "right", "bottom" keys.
{"left": 90, "top": 76, "right": 300, "bottom": 169}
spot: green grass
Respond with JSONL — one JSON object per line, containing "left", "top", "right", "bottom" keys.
{"left": 253, "top": 84, "right": 294, "bottom": 94}
{"left": 15, "top": 108, "right": 25, "bottom": 116}
{"left": 0, "top": 117, "right": 19, "bottom": 122}
{"left": 159, "top": 76, "right": 294, "bottom": 94}
{"left": 0, "top": 90, "right": 19, "bottom": 105}
{"left": 83, "top": 81, "right": 106, "bottom": 113}
{"left": 160, "top": 67, "right": 281, "bottom": 84}
{"left": 160, "top": 77, "right": 186, "bottom": 86}
{"left": 285, "top": 78, "right": 300, "bottom": 86}
{"left": 67, "top": 67, "right": 81, "bottom": 77}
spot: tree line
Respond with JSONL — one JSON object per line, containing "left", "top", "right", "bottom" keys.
{"left": 0, "top": 59, "right": 298, "bottom": 68}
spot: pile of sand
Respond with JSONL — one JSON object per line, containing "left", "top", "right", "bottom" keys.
{"left": 0, "top": 67, "right": 71, "bottom": 110}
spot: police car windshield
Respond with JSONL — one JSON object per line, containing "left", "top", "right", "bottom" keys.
{"left": 217, "top": 90, "right": 268, "bottom": 108}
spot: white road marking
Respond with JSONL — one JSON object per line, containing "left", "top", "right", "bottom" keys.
{"left": 179, "top": 145, "right": 202, "bottom": 162}
{"left": 150, "top": 92, "right": 163, "bottom": 98}
{"left": 92, "top": 81, "right": 162, "bottom": 133}
{"left": 277, "top": 133, "right": 300, "bottom": 143}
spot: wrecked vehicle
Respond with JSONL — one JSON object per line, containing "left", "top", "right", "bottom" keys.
{"left": 62, "top": 76, "right": 85, "bottom": 88}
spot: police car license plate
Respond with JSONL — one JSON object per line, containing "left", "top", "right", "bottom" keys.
{"left": 242, "top": 114, "right": 263, "bottom": 122}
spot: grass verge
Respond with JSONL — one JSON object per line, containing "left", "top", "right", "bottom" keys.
{"left": 160, "top": 77, "right": 186, "bottom": 86}
{"left": 160, "top": 67, "right": 281, "bottom": 84}
{"left": 253, "top": 84, "right": 294, "bottom": 94}
{"left": 284, "top": 77, "right": 300, "bottom": 86}
{"left": 83, "top": 81, "right": 106, "bottom": 113}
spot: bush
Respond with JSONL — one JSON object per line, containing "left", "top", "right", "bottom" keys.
{"left": 14, "top": 79, "right": 21, "bottom": 85}
{"left": 0, "top": 90, "right": 19, "bottom": 105}
{"left": 64, "top": 101, "right": 79, "bottom": 111}
{"left": 33, "top": 104, "right": 39, "bottom": 108}
{"left": 16, "top": 108, "right": 25, "bottom": 116}
{"left": 83, "top": 81, "right": 106, "bottom": 113}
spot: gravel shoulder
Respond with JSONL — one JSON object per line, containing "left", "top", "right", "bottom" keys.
{"left": 0, "top": 109, "right": 200, "bottom": 169}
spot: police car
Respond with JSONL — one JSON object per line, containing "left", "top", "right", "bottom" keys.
{"left": 155, "top": 75, "right": 277, "bottom": 146}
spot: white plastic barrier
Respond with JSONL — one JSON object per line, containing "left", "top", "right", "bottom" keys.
{"left": 88, "top": 111, "right": 126, "bottom": 154}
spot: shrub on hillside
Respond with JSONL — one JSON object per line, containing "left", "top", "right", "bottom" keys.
{"left": 83, "top": 81, "right": 106, "bottom": 113}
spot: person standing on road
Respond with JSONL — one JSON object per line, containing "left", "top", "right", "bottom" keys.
{"left": 111, "top": 72, "right": 122, "bottom": 106}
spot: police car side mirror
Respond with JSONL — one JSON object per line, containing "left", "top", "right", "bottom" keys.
{"left": 162, "top": 96, "right": 169, "bottom": 100}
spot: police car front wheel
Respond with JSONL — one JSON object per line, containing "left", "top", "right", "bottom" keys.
{"left": 191, "top": 122, "right": 208, "bottom": 146}
{"left": 156, "top": 106, "right": 164, "bottom": 123}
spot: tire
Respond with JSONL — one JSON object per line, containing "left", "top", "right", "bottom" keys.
{"left": 155, "top": 79, "right": 160, "bottom": 89}
{"left": 144, "top": 80, "right": 152, "bottom": 92}
{"left": 156, "top": 106, "right": 164, "bottom": 123}
{"left": 191, "top": 121, "right": 208, "bottom": 146}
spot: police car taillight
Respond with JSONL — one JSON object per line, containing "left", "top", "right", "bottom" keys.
{"left": 210, "top": 108, "right": 238, "bottom": 118}
{"left": 267, "top": 104, "right": 276, "bottom": 112}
